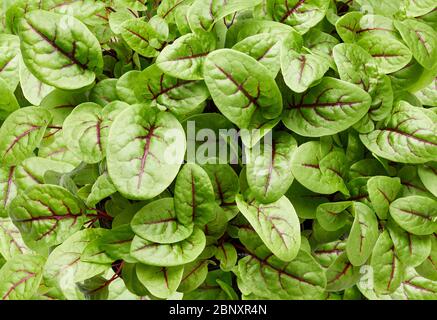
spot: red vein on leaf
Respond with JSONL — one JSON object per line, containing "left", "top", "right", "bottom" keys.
{"left": 3, "top": 166, "right": 16, "bottom": 207}
{"left": 214, "top": 64, "right": 261, "bottom": 109}
{"left": 27, "top": 22, "right": 87, "bottom": 69}
{"left": 191, "top": 170, "right": 197, "bottom": 221}
{"left": 137, "top": 126, "right": 157, "bottom": 190}
{"left": 327, "top": 262, "right": 352, "bottom": 284}
{"left": 4, "top": 126, "right": 41, "bottom": 155}
{"left": 395, "top": 208, "right": 433, "bottom": 221}
{"left": 173, "top": 52, "right": 209, "bottom": 61}
{"left": 2, "top": 271, "right": 36, "bottom": 300}
{"left": 280, "top": 0, "right": 306, "bottom": 23}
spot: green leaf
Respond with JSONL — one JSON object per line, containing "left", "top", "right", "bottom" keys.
{"left": 398, "top": 165, "right": 434, "bottom": 198}
{"left": 202, "top": 205, "right": 228, "bottom": 242}
{"left": 0, "top": 107, "right": 52, "bottom": 167}
{"left": 77, "top": 275, "right": 110, "bottom": 300}
{"left": 63, "top": 102, "right": 111, "bottom": 164}
{"left": 183, "top": 269, "right": 231, "bottom": 300}
{"left": 121, "top": 263, "right": 149, "bottom": 297}
{"left": 415, "top": 235, "right": 437, "bottom": 281}
{"left": 174, "top": 163, "right": 216, "bottom": 226}
{"left": 40, "top": 88, "right": 87, "bottom": 125}
{"left": 43, "top": 228, "right": 110, "bottom": 300}
{"left": 281, "top": 31, "right": 329, "bottom": 93}
{"left": 389, "top": 196, "right": 437, "bottom": 236}
{"left": 316, "top": 201, "right": 352, "bottom": 232}
{"left": 311, "top": 219, "right": 350, "bottom": 245}
{"left": 312, "top": 240, "right": 346, "bottom": 268}
{"left": 416, "top": 77, "right": 437, "bottom": 107}
{"left": 178, "top": 259, "right": 210, "bottom": 293}
{"left": 38, "top": 131, "right": 82, "bottom": 167}
{"left": 290, "top": 141, "right": 347, "bottom": 194}
{"left": 335, "top": 12, "right": 396, "bottom": 43}
{"left": 326, "top": 252, "right": 360, "bottom": 292}
{"left": 204, "top": 48, "right": 282, "bottom": 128}
{"left": 130, "top": 227, "right": 206, "bottom": 266}
{"left": 371, "top": 230, "right": 404, "bottom": 294}
{"left": 116, "top": 71, "right": 143, "bottom": 105}
{"left": 346, "top": 202, "right": 379, "bottom": 266}
{"left": 357, "top": 35, "right": 412, "bottom": 74}
{"left": 225, "top": 18, "right": 293, "bottom": 47}
{"left": 282, "top": 77, "right": 371, "bottom": 137}
{"left": 108, "top": 9, "right": 137, "bottom": 35}
{"left": 131, "top": 198, "right": 193, "bottom": 244}
{"left": 136, "top": 264, "right": 184, "bottom": 299}
{"left": 107, "top": 104, "right": 186, "bottom": 200}
{"left": 246, "top": 131, "right": 297, "bottom": 203}
{"left": 401, "top": 267, "right": 437, "bottom": 299}
{"left": 201, "top": 163, "right": 240, "bottom": 221}
{"left": 0, "top": 34, "right": 20, "bottom": 92}
{"left": 15, "top": 157, "right": 74, "bottom": 192}
{"left": 136, "top": 64, "right": 210, "bottom": 120}
{"left": 418, "top": 162, "right": 437, "bottom": 197}
{"left": 387, "top": 219, "right": 431, "bottom": 268}
{"left": 333, "top": 43, "right": 378, "bottom": 92}
{"left": 86, "top": 172, "right": 117, "bottom": 208}
{"left": 18, "top": 58, "right": 54, "bottom": 106}
{"left": 360, "top": 102, "right": 437, "bottom": 164}
{"left": 120, "top": 19, "right": 160, "bottom": 58}
{"left": 285, "top": 180, "right": 329, "bottom": 219}
{"left": 0, "top": 218, "right": 29, "bottom": 260}
{"left": 42, "top": 0, "right": 107, "bottom": 23}
{"left": 0, "top": 166, "right": 17, "bottom": 218}
{"left": 368, "top": 74, "right": 394, "bottom": 121}
{"left": 270, "top": 0, "right": 330, "bottom": 34}
{"left": 0, "top": 253, "right": 45, "bottom": 300}
{"left": 156, "top": 31, "right": 216, "bottom": 80}
{"left": 81, "top": 229, "right": 114, "bottom": 265}
{"left": 367, "top": 176, "right": 402, "bottom": 220}
{"left": 0, "top": 78, "right": 19, "bottom": 121}
{"left": 303, "top": 29, "right": 339, "bottom": 68}
{"left": 99, "top": 225, "right": 136, "bottom": 263}
{"left": 158, "top": 0, "right": 187, "bottom": 23}
{"left": 215, "top": 242, "right": 237, "bottom": 272}
{"left": 233, "top": 33, "right": 282, "bottom": 78}
{"left": 216, "top": 278, "right": 239, "bottom": 300}
{"left": 89, "top": 79, "right": 119, "bottom": 107}
{"left": 187, "top": 0, "right": 261, "bottom": 33}
{"left": 8, "top": 184, "right": 85, "bottom": 249}
{"left": 19, "top": 10, "right": 103, "bottom": 90}
{"left": 238, "top": 248, "right": 326, "bottom": 299}
{"left": 394, "top": 19, "right": 437, "bottom": 70}
{"left": 236, "top": 194, "right": 301, "bottom": 261}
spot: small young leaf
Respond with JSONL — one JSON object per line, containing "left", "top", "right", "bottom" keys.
{"left": 236, "top": 194, "right": 301, "bottom": 261}
{"left": 371, "top": 230, "right": 404, "bottom": 294}
{"left": 131, "top": 198, "right": 194, "bottom": 244}
{"left": 367, "top": 176, "right": 402, "bottom": 220}
{"left": 346, "top": 202, "right": 379, "bottom": 266}
{"left": 0, "top": 254, "right": 45, "bottom": 300}
{"left": 389, "top": 196, "right": 437, "bottom": 236}
{"left": 174, "top": 163, "right": 216, "bottom": 227}
{"left": 130, "top": 227, "right": 206, "bottom": 267}
{"left": 136, "top": 264, "right": 184, "bottom": 299}
{"left": 107, "top": 104, "right": 186, "bottom": 200}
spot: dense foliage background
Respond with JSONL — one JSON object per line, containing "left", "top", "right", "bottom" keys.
{"left": 0, "top": 0, "right": 436, "bottom": 300}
